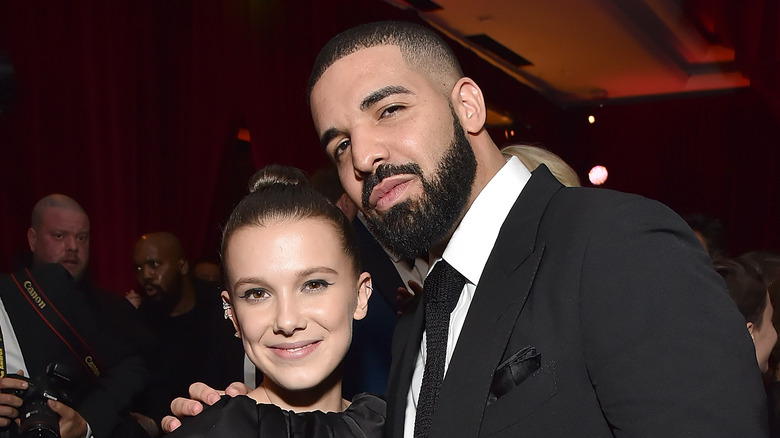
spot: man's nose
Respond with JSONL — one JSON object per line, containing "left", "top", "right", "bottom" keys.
{"left": 351, "top": 130, "right": 388, "bottom": 175}
{"left": 64, "top": 235, "right": 78, "bottom": 251}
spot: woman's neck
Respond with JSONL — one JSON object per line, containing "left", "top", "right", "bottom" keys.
{"left": 248, "top": 376, "right": 347, "bottom": 413}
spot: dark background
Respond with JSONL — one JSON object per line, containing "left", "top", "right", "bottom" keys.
{"left": 1, "top": 0, "right": 777, "bottom": 294}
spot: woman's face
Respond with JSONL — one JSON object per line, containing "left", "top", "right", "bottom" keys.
{"left": 750, "top": 292, "right": 778, "bottom": 373}
{"left": 222, "top": 218, "right": 371, "bottom": 392}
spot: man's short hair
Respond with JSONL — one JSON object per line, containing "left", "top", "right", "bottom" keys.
{"left": 307, "top": 21, "right": 464, "bottom": 102}
{"left": 30, "top": 194, "right": 87, "bottom": 230}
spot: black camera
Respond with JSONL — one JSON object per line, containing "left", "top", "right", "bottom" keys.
{"left": 2, "top": 363, "right": 74, "bottom": 438}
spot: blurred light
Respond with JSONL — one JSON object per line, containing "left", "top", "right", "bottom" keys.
{"left": 588, "top": 115, "right": 595, "bottom": 124}
{"left": 237, "top": 128, "right": 251, "bottom": 142}
{"left": 589, "top": 165, "right": 608, "bottom": 185}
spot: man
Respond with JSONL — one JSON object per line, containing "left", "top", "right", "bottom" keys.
{"left": 131, "top": 232, "right": 245, "bottom": 431}
{"left": 15, "top": 194, "right": 151, "bottom": 437}
{"left": 26, "top": 195, "right": 147, "bottom": 334}
{"left": 167, "top": 21, "right": 767, "bottom": 436}
{"left": 192, "top": 261, "right": 222, "bottom": 285}
{"left": 311, "top": 166, "right": 425, "bottom": 398}
{"left": 27, "top": 194, "right": 90, "bottom": 281}
{"left": 0, "top": 263, "right": 149, "bottom": 438}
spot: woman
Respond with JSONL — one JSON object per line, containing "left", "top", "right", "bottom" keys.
{"left": 167, "top": 165, "right": 384, "bottom": 437}
{"left": 715, "top": 257, "right": 777, "bottom": 373}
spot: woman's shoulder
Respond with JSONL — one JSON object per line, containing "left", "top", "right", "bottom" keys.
{"left": 168, "top": 394, "right": 385, "bottom": 437}
{"left": 283, "top": 393, "right": 386, "bottom": 437}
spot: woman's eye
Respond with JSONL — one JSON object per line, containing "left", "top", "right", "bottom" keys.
{"left": 241, "top": 288, "right": 270, "bottom": 300}
{"left": 303, "top": 280, "right": 331, "bottom": 292}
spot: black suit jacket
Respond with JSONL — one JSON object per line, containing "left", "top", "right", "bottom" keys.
{"left": 0, "top": 264, "right": 149, "bottom": 437}
{"left": 386, "top": 166, "right": 767, "bottom": 437}
{"left": 342, "top": 218, "right": 404, "bottom": 398}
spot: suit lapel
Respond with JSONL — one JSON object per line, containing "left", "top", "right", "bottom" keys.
{"left": 430, "top": 166, "right": 563, "bottom": 437}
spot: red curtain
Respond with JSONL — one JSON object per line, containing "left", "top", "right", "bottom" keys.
{"left": 0, "top": 0, "right": 413, "bottom": 293}
{"left": 1, "top": 0, "right": 778, "bottom": 294}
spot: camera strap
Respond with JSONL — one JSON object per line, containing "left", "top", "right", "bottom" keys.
{"left": 0, "top": 323, "right": 5, "bottom": 378}
{"left": 10, "top": 268, "right": 102, "bottom": 381}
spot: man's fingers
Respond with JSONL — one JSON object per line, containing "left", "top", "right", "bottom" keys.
{"left": 224, "top": 382, "right": 249, "bottom": 397}
{"left": 187, "top": 382, "right": 223, "bottom": 405}
{"left": 0, "top": 393, "right": 23, "bottom": 409}
{"left": 161, "top": 415, "right": 182, "bottom": 433}
{"left": 170, "top": 397, "right": 204, "bottom": 417}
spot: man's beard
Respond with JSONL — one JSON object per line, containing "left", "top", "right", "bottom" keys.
{"left": 361, "top": 110, "right": 477, "bottom": 260}
{"left": 141, "top": 277, "right": 183, "bottom": 318}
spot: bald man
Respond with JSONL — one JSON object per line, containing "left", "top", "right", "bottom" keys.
{"left": 131, "top": 232, "right": 244, "bottom": 432}
{"left": 6, "top": 194, "right": 152, "bottom": 437}
{"left": 27, "top": 194, "right": 90, "bottom": 280}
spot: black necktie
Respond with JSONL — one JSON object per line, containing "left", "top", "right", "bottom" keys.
{"left": 413, "top": 260, "right": 467, "bottom": 438}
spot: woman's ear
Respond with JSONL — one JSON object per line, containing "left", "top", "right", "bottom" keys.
{"left": 450, "top": 77, "right": 486, "bottom": 134}
{"left": 353, "top": 272, "right": 372, "bottom": 321}
{"left": 222, "top": 290, "right": 241, "bottom": 336}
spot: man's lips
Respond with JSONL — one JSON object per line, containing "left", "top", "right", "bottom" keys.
{"left": 269, "top": 340, "right": 321, "bottom": 360}
{"left": 368, "top": 175, "right": 414, "bottom": 211}
{"left": 143, "top": 285, "right": 159, "bottom": 296}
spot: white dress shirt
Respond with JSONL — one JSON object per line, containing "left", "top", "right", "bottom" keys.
{"left": 1, "top": 297, "right": 93, "bottom": 438}
{"left": 403, "top": 156, "right": 530, "bottom": 437}
{"left": 0, "top": 297, "right": 29, "bottom": 377}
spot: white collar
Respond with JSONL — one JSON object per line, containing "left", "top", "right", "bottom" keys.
{"left": 440, "top": 156, "right": 530, "bottom": 284}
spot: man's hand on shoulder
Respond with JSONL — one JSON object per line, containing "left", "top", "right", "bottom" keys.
{"left": 161, "top": 381, "right": 249, "bottom": 433}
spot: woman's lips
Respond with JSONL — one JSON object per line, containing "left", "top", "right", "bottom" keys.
{"left": 270, "top": 340, "right": 321, "bottom": 360}
{"left": 369, "top": 175, "right": 414, "bottom": 212}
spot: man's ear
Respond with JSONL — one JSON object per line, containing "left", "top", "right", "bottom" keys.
{"left": 353, "top": 272, "right": 372, "bottom": 321}
{"left": 451, "top": 77, "right": 486, "bottom": 134}
{"left": 747, "top": 321, "right": 755, "bottom": 340}
{"left": 180, "top": 259, "right": 190, "bottom": 275}
{"left": 27, "top": 227, "right": 37, "bottom": 252}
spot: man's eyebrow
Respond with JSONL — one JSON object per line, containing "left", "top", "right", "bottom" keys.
{"left": 360, "top": 85, "right": 413, "bottom": 111}
{"left": 319, "top": 85, "right": 413, "bottom": 150}
{"left": 320, "top": 127, "right": 343, "bottom": 149}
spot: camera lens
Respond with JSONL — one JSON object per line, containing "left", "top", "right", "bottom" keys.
{"left": 19, "top": 398, "right": 60, "bottom": 438}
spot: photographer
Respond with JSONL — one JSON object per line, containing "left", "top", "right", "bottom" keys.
{"left": 0, "top": 263, "right": 150, "bottom": 438}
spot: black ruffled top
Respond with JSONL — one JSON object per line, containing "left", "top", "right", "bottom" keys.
{"left": 167, "top": 393, "right": 385, "bottom": 437}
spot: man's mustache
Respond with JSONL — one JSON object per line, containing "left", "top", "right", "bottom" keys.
{"left": 361, "top": 163, "right": 423, "bottom": 210}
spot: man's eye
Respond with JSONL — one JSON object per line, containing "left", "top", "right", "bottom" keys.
{"left": 151, "top": 262, "right": 160, "bottom": 269}
{"left": 54, "top": 233, "right": 63, "bottom": 239}
{"left": 303, "top": 280, "right": 332, "bottom": 292}
{"left": 380, "top": 105, "right": 403, "bottom": 118}
{"left": 333, "top": 139, "right": 350, "bottom": 160}
{"left": 77, "top": 235, "right": 88, "bottom": 241}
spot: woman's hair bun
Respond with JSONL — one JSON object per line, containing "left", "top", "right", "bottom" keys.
{"left": 247, "top": 164, "right": 310, "bottom": 193}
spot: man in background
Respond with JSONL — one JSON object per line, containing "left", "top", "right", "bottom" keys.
{"left": 131, "top": 232, "right": 244, "bottom": 432}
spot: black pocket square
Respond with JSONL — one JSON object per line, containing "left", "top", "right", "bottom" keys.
{"left": 489, "top": 346, "right": 541, "bottom": 403}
